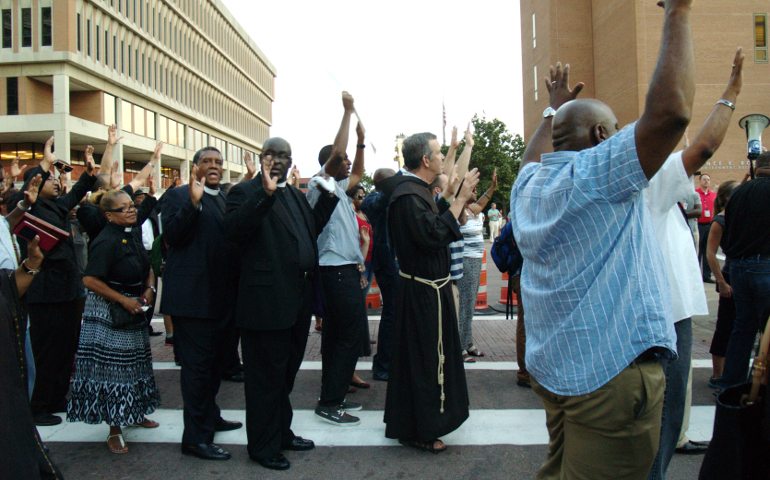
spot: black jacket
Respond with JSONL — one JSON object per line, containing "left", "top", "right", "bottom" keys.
{"left": 224, "top": 175, "right": 337, "bottom": 331}
{"left": 160, "top": 185, "right": 238, "bottom": 319}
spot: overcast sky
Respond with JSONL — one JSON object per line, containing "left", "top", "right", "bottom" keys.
{"left": 224, "top": 0, "right": 524, "bottom": 176}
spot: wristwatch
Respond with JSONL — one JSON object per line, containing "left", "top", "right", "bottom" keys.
{"left": 146, "top": 285, "right": 157, "bottom": 294}
{"left": 543, "top": 107, "right": 556, "bottom": 118}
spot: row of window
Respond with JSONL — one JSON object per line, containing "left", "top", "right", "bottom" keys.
{"left": 107, "top": 94, "right": 254, "bottom": 165}
{"left": 1, "top": 7, "right": 51, "bottom": 48}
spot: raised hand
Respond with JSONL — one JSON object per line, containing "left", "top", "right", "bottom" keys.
{"left": 261, "top": 158, "right": 278, "bottom": 194}
{"left": 85, "top": 145, "right": 96, "bottom": 175}
{"left": 342, "top": 91, "right": 354, "bottom": 112}
{"left": 150, "top": 142, "right": 164, "bottom": 166}
{"left": 444, "top": 164, "right": 460, "bottom": 199}
{"left": 148, "top": 174, "right": 157, "bottom": 196}
{"left": 42, "top": 136, "right": 55, "bottom": 171}
{"left": 107, "top": 124, "right": 124, "bottom": 146}
{"left": 180, "top": 166, "right": 189, "bottom": 186}
{"left": 725, "top": 47, "right": 744, "bottom": 98}
{"left": 491, "top": 168, "right": 498, "bottom": 191}
{"left": 23, "top": 174, "right": 43, "bottom": 207}
{"left": 464, "top": 123, "right": 475, "bottom": 149}
{"left": 110, "top": 161, "right": 121, "bottom": 189}
{"left": 10, "top": 157, "right": 27, "bottom": 178}
{"left": 545, "top": 62, "right": 584, "bottom": 110}
{"left": 244, "top": 151, "right": 256, "bottom": 176}
{"left": 457, "top": 168, "right": 481, "bottom": 204}
{"left": 189, "top": 164, "right": 204, "bottom": 207}
{"left": 450, "top": 126, "right": 460, "bottom": 150}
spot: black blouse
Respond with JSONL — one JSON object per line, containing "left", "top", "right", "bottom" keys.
{"left": 85, "top": 222, "right": 150, "bottom": 286}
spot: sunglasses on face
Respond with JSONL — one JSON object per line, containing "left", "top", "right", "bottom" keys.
{"left": 108, "top": 203, "right": 137, "bottom": 213}
{"left": 355, "top": 194, "right": 365, "bottom": 199}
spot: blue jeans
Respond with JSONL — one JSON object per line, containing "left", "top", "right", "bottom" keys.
{"left": 648, "top": 318, "right": 691, "bottom": 480}
{"left": 719, "top": 258, "right": 770, "bottom": 388}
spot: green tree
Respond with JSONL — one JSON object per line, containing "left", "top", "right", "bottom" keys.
{"left": 442, "top": 114, "right": 525, "bottom": 216}
{"left": 359, "top": 170, "right": 374, "bottom": 193}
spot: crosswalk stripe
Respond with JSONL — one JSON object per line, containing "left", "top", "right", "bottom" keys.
{"left": 37, "top": 406, "right": 715, "bottom": 447}
{"left": 151, "top": 359, "right": 716, "bottom": 371}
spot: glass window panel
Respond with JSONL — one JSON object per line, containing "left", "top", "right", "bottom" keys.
{"left": 159, "top": 115, "right": 167, "bottom": 142}
{"left": 756, "top": 15, "right": 767, "bottom": 47}
{"left": 146, "top": 111, "right": 155, "bottom": 139}
{"left": 177, "top": 123, "right": 185, "bottom": 148}
{"left": 194, "top": 130, "right": 201, "bottom": 151}
{"left": 133, "top": 105, "right": 145, "bottom": 136}
{"left": 168, "top": 119, "right": 177, "bottom": 145}
{"left": 21, "top": 8, "right": 31, "bottom": 47}
{"left": 104, "top": 93, "right": 116, "bottom": 126}
{"left": 121, "top": 100, "right": 133, "bottom": 132}
{"left": 2, "top": 10, "right": 11, "bottom": 49}
{"left": 41, "top": 7, "right": 52, "bottom": 46}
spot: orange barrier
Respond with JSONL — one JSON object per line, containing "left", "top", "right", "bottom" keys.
{"left": 366, "top": 275, "right": 382, "bottom": 309}
{"left": 475, "top": 250, "right": 488, "bottom": 309}
{"left": 499, "top": 272, "right": 519, "bottom": 306}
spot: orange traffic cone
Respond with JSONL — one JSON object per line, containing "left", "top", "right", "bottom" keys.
{"left": 366, "top": 275, "right": 382, "bottom": 309}
{"left": 475, "top": 250, "right": 488, "bottom": 310}
{"left": 499, "top": 272, "right": 519, "bottom": 306}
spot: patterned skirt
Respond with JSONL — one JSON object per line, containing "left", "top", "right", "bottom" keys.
{"left": 67, "top": 292, "right": 161, "bottom": 426}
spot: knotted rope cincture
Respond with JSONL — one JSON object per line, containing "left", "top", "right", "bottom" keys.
{"left": 399, "top": 271, "right": 452, "bottom": 414}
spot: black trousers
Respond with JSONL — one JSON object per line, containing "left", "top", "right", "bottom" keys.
{"left": 173, "top": 313, "right": 234, "bottom": 445}
{"left": 28, "top": 300, "right": 80, "bottom": 416}
{"left": 372, "top": 268, "right": 397, "bottom": 376}
{"left": 241, "top": 280, "right": 311, "bottom": 458}
{"left": 698, "top": 223, "right": 712, "bottom": 279}
{"left": 319, "top": 265, "right": 365, "bottom": 407}
{"left": 220, "top": 327, "right": 243, "bottom": 378}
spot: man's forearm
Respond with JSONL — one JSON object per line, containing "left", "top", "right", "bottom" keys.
{"left": 682, "top": 92, "right": 738, "bottom": 177}
{"left": 101, "top": 144, "right": 114, "bottom": 175}
{"left": 325, "top": 110, "right": 353, "bottom": 175}
{"left": 454, "top": 146, "right": 473, "bottom": 180}
{"left": 520, "top": 118, "right": 553, "bottom": 168}
{"left": 443, "top": 146, "right": 458, "bottom": 175}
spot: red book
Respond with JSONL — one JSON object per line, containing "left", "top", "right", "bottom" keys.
{"left": 13, "top": 213, "right": 70, "bottom": 252}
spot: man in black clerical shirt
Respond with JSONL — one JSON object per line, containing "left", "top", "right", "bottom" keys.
{"left": 718, "top": 151, "right": 770, "bottom": 390}
{"left": 160, "top": 147, "right": 242, "bottom": 461}
{"left": 225, "top": 137, "right": 338, "bottom": 471}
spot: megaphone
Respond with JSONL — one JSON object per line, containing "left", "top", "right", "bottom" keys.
{"left": 739, "top": 114, "right": 770, "bottom": 160}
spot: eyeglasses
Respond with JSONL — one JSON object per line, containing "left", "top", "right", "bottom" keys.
{"left": 108, "top": 203, "right": 137, "bottom": 213}
{"left": 261, "top": 152, "right": 292, "bottom": 161}
{"left": 355, "top": 194, "right": 366, "bottom": 199}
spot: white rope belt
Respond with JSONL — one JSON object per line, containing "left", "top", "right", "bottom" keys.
{"left": 399, "top": 270, "right": 452, "bottom": 414}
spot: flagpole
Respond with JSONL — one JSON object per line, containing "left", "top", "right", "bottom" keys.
{"left": 442, "top": 99, "right": 446, "bottom": 146}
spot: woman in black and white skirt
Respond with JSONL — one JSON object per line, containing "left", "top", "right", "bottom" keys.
{"left": 67, "top": 188, "right": 160, "bottom": 454}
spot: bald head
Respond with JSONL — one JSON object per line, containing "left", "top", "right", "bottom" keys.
{"left": 552, "top": 99, "right": 619, "bottom": 152}
{"left": 373, "top": 168, "right": 396, "bottom": 190}
{"left": 263, "top": 137, "right": 291, "bottom": 154}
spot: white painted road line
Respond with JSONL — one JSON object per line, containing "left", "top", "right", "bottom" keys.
{"left": 152, "top": 359, "right": 717, "bottom": 371}
{"left": 38, "top": 406, "right": 715, "bottom": 446}
{"left": 151, "top": 314, "right": 520, "bottom": 324}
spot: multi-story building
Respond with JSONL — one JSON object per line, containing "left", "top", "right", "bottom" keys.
{"left": 520, "top": 0, "right": 770, "bottom": 185}
{"left": 0, "top": 0, "right": 275, "bottom": 187}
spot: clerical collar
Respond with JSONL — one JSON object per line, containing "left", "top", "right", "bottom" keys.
{"left": 203, "top": 185, "right": 220, "bottom": 196}
{"left": 124, "top": 227, "right": 133, "bottom": 233}
{"left": 277, "top": 181, "right": 287, "bottom": 188}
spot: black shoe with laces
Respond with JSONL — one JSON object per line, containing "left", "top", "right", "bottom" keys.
{"left": 314, "top": 404, "right": 361, "bottom": 426}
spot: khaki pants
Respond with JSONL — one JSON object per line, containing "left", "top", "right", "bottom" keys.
{"left": 532, "top": 359, "right": 665, "bottom": 480}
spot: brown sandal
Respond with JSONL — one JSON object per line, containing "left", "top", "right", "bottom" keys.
{"left": 107, "top": 433, "right": 128, "bottom": 454}
{"left": 130, "top": 418, "right": 160, "bottom": 428}
{"left": 399, "top": 438, "right": 447, "bottom": 454}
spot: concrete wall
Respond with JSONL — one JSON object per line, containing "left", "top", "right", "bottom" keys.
{"left": 70, "top": 90, "right": 103, "bottom": 124}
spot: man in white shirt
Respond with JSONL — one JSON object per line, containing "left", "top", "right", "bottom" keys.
{"left": 645, "top": 47, "right": 743, "bottom": 480}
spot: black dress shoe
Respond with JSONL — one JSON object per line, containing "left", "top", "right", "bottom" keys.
{"left": 372, "top": 371, "right": 388, "bottom": 381}
{"left": 149, "top": 330, "right": 163, "bottom": 336}
{"left": 675, "top": 440, "right": 709, "bottom": 454}
{"left": 215, "top": 418, "right": 243, "bottom": 432}
{"left": 222, "top": 372, "right": 245, "bottom": 382}
{"left": 251, "top": 452, "right": 290, "bottom": 470}
{"left": 34, "top": 413, "right": 62, "bottom": 426}
{"left": 181, "top": 443, "right": 231, "bottom": 460}
{"left": 282, "top": 436, "right": 315, "bottom": 451}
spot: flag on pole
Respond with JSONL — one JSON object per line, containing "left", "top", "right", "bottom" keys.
{"left": 442, "top": 100, "right": 447, "bottom": 145}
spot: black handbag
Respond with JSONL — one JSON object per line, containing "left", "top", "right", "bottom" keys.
{"left": 109, "top": 302, "right": 146, "bottom": 329}
{"left": 699, "top": 307, "right": 770, "bottom": 479}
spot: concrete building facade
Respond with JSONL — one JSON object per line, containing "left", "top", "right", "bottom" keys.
{"left": 0, "top": 0, "right": 275, "bottom": 187}
{"left": 520, "top": 0, "right": 770, "bottom": 185}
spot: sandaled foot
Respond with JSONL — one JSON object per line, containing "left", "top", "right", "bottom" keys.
{"left": 462, "top": 351, "right": 476, "bottom": 363}
{"left": 107, "top": 434, "right": 128, "bottom": 454}
{"left": 399, "top": 438, "right": 447, "bottom": 454}
{"left": 467, "top": 345, "right": 485, "bottom": 357}
{"left": 135, "top": 418, "right": 159, "bottom": 428}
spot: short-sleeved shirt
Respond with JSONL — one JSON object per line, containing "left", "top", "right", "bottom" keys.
{"left": 697, "top": 188, "right": 716, "bottom": 224}
{"left": 723, "top": 175, "right": 770, "bottom": 258}
{"left": 306, "top": 170, "right": 364, "bottom": 266}
{"left": 680, "top": 190, "right": 700, "bottom": 233}
{"left": 460, "top": 210, "right": 484, "bottom": 259}
{"left": 711, "top": 214, "right": 730, "bottom": 271}
{"left": 487, "top": 208, "right": 500, "bottom": 222}
{"left": 434, "top": 193, "right": 464, "bottom": 279}
{"left": 85, "top": 222, "right": 150, "bottom": 286}
{"left": 510, "top": 122, "right": 676, "bottom": 396}
{"left": 644, "top": 151, "right": 708, "bottom": 323}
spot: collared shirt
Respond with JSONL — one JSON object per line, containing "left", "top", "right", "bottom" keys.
{"left": 510, "top": 122, "right": 676, "bottom": 396}
{"left": 696, "top": 188, "right": 716, "bottom": 224}
{"left": 306, "top": 169, "right": 364, "bottom": 266}
{"left": 644, "top": 151, "right": 707, "bottom": 322}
